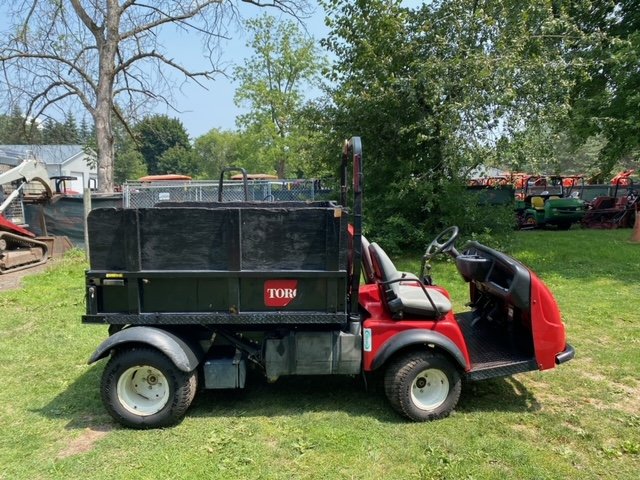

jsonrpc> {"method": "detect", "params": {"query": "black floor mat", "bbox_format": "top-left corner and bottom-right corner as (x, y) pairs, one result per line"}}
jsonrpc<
(456, 311), (534, 370)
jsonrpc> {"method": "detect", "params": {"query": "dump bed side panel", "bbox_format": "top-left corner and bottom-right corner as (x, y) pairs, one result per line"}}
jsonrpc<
(85, 205), (348, 325)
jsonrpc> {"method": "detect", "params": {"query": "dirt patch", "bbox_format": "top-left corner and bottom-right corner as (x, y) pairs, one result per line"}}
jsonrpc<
(0, 262), (52, 292)
(56, 425), (112, 459)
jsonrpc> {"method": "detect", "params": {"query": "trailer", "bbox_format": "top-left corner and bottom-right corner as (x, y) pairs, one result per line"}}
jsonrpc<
(83, 138), (574, 428)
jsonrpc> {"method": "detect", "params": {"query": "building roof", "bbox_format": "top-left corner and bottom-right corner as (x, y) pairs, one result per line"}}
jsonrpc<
(0, 147), (26, 166)
(0, 145), (86, 166)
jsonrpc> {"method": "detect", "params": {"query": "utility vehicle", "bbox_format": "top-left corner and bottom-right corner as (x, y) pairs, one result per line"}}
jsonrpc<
(515, 175), (586, 229)
(83, 138), (574, 429)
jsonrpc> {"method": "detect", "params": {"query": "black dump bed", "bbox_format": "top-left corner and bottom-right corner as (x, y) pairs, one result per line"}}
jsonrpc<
(84, 202), (349, 326)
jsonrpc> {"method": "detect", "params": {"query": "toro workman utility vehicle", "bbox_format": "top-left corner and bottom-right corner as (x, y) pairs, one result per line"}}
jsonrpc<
(83, 138), (574, 429)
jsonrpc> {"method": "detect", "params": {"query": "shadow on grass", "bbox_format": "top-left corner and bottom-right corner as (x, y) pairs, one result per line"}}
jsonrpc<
(39, 365), (541, 429)
(457, 376), (541, 415)
(36, 364), (112, 430)
(190, 373), (540, 422)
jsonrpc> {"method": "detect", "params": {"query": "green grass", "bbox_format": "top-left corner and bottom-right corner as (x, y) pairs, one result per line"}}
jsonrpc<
(1, 230), (639, 479)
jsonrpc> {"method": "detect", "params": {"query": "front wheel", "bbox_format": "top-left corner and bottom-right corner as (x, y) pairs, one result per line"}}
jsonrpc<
(384, 351), (461, 422)
(101, 347), (197, 429)
(522, 213), (538, 229)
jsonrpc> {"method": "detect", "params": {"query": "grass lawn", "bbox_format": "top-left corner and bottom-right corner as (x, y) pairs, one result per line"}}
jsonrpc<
(1, 229), (639, 479)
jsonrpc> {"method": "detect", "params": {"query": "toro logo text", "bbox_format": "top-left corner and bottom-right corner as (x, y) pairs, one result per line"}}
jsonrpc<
(264, 280), (298, 308)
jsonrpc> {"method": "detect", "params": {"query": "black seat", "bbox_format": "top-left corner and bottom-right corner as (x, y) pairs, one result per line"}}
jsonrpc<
(361, 236), (376, 284)
(368, 242), (452, 318)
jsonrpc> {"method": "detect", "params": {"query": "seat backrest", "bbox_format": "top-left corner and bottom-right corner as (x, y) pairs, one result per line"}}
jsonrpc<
(361, 236), (376, 284)
(531, 196), (545, 209)
(368, 242), (401, 299)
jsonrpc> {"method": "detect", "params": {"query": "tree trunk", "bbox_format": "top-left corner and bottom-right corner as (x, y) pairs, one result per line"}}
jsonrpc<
(94, 99), (114, 193)
(94, 0), (119, 193)
(276, 158), (286, 179)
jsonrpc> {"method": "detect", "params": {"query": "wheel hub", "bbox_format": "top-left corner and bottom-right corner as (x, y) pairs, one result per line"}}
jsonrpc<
(410, 368), (449, 411)
(117, 365), (170, 416)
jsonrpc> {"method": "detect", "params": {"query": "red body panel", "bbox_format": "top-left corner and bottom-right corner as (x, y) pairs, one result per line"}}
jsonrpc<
(529, 272), (566, 370)
(0, 215), (35, 238)
(359, 283), (471, 372)
(357, 269), (568, 374)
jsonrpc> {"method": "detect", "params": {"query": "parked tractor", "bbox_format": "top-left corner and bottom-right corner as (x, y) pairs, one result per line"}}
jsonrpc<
(515, 175), (586, 229)
(82, 138), (574, 429)
(582, 177), (638, 229)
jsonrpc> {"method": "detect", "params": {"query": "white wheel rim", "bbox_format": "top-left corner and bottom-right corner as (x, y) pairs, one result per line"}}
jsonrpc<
(410, 368), (449, 411)
(116, 365), (170, 416)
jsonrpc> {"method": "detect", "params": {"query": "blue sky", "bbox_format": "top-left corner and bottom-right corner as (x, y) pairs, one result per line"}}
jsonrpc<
(159, 3), (330, 139)
(159, 0), (424, 140)
(0, 1), (423, 141)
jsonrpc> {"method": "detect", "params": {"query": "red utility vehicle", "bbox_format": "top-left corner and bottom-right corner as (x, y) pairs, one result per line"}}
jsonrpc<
(83, 138), (574, 428)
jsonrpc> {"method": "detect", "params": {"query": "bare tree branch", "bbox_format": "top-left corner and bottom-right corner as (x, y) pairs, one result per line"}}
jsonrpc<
(119, 2), (216, 41)
(0, 0), (311, 191)
(0, 51), (98, 92)
(69, 0), (104, 38)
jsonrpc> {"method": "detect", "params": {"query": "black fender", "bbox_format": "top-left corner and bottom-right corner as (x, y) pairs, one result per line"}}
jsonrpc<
(371, 329), (468, 371)
(88, 326), (204, 372)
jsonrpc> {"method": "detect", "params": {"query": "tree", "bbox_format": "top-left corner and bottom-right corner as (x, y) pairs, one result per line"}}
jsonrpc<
(194, 128), (245, 178)
(133, 115), (190, 175)
(234, 14), (325, 178)
(158, 145), (202, 177)
(0, 0), (310, 192)
(565, 0), (640, 177)
(114, 145), (147, 184)
(0, 105), (41, 144)
(321, 0), (589, 249)
(78, 116), (92, 145)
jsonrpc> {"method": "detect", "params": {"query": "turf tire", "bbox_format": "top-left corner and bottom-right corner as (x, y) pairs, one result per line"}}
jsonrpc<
(384, 350), (461, 422)
(101, 347), (197, 429)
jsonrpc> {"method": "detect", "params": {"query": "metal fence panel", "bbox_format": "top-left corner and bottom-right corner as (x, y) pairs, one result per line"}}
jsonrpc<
(123, 179), (332, 208)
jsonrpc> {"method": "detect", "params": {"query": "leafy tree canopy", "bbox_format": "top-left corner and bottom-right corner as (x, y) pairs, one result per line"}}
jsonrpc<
(321, 0), (598, 249)
(234, 14), (326, 178)
(132, 115), (190, 175)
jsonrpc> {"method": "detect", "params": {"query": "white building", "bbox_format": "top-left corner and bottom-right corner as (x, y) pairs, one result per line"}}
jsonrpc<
(0, 144), (97, 193)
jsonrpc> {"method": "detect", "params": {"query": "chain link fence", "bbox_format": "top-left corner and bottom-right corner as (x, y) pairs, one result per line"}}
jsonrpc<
(122, 179), (335, 208)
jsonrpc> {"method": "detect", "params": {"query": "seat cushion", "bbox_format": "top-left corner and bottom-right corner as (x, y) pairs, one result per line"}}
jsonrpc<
(393, 284), (452, 316)
(368, 241), (451, 317)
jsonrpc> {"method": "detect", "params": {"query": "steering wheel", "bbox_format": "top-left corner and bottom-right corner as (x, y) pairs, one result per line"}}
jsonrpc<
(424, 226), (459, 259)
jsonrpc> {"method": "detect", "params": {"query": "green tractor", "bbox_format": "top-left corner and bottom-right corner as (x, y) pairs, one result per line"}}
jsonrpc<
(515, 176), (586, 230)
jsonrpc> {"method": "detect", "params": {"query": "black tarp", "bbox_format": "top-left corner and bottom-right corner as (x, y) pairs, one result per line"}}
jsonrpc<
(87, 204), (349, 317)
(88, 204), (348, 272)
(24, 194), (122, 246)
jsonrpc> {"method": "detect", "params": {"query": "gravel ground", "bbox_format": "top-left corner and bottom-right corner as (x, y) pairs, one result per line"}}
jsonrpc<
(0, 261), (52, 292)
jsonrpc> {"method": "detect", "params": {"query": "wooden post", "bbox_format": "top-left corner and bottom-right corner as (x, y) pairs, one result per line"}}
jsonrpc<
(83, 188), (92, 258)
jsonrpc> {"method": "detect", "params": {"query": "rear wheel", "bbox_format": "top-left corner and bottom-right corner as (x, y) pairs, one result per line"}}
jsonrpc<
(101, 347), (197, 429)
(384, 350), (461, 421)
